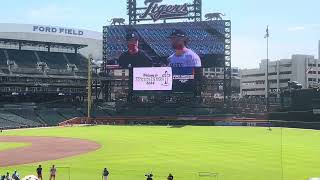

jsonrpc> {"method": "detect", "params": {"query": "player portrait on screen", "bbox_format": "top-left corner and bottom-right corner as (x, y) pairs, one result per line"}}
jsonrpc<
(167, 29), (202, 67)
(118, 31), (152, 68)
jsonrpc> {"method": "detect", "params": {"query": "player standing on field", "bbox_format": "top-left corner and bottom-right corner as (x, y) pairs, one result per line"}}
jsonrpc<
(36, 165), (42, 180)
(49, 165), (56, 180)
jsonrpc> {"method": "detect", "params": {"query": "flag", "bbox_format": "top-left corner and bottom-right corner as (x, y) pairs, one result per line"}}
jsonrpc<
(264, 26), (269, 38)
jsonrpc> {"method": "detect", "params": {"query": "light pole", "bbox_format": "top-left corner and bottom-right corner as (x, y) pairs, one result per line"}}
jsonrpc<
(265, 26), (270, 112)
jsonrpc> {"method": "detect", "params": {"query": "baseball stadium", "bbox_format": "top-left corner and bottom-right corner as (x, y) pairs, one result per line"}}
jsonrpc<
(0, 0), (320, 180)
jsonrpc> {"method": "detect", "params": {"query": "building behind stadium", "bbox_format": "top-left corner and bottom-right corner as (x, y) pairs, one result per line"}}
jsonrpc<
(0, 23), (102, 101)
(240, 53), (320, 97)
(0, 23), (102, 60)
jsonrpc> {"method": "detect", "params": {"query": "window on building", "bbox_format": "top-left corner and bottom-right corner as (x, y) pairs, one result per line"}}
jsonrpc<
(280, 64), (292, 68)
(269, 80), (277, 84)
(268, 72), (277, 75)
(279, 71), (292, 75)
(242, 88), (265, 92)
(242, 73), (265, 78)
(308, 71), (317, 74)
(242, 82), (255, 86)
(279, 79), (290, 83)
(308, 78), (317, 82)
(255, 80), (265, 85)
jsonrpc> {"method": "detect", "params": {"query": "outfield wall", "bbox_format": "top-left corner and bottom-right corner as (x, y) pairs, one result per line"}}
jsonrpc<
(59, 116), (270, 127)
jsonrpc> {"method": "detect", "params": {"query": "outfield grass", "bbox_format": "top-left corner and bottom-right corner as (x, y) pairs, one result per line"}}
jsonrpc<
(0, 126), (319, 180)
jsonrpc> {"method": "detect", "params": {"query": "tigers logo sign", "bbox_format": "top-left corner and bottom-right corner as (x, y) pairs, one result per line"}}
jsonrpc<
(139, 0), (189, 21)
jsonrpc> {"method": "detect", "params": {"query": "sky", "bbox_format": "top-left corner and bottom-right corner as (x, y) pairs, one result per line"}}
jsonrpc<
(0, 0), (319, 68)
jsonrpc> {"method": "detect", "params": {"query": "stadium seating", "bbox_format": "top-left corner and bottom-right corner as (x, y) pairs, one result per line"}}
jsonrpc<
(6, 49), (38, 68)
(0, 48), (87, 74)
(65, 53), (88, 70)
(0, 111), (42, 127)
(8, 109), (46, 125)
(36, 109), (66, 125)
(0, 117), (22, 129)
(0, 49), (7, 67)
(37, 51), (67, 69)
(205, 21), (226, 35)
(57, 108), (84, 119)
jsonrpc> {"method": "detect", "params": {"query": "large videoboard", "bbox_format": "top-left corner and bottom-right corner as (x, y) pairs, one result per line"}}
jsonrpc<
(103, 20), (228, 68)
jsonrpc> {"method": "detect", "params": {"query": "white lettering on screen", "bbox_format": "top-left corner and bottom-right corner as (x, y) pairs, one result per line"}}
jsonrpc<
(133, 67), (173, 91)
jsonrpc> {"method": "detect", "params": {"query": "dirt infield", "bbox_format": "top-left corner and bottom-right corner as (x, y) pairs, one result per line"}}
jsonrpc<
(0, 136), (101, 167)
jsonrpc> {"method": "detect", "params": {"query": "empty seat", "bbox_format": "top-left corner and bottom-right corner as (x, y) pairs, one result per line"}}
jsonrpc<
(6, 49), (38, 68)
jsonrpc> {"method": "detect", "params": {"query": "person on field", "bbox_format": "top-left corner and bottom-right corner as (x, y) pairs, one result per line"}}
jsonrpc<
(5, 172), (10, 180)
(11, 170), (20, 180)
(167, 173), (173, 180)
(36, 165), (42, 180)
(49, 165), (56, 180)
(102, 168), (109, 180)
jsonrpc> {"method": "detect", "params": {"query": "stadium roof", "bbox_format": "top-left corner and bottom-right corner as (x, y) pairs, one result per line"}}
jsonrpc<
(0, 38), (88, 49)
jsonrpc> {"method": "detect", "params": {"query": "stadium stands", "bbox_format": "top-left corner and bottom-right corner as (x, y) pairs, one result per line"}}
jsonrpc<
(8, 109), (46, 125)
(65, 53), (88, 69)
(57, 108), (84, 119)
(36, 109), (65, 126)
(0, 49), (7, 67)
(0, 117), (21, 129)
(6, 49), (38, 68)
(0, 48), (87, 72)
(37, 51), (67, 69)
(0, 110), (42, 127)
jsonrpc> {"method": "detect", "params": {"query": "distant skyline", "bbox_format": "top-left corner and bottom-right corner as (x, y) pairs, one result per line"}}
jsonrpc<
(0, 0), (319, 68)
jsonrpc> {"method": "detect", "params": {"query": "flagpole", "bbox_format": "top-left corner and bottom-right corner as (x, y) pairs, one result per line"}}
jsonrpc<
(266, 26), (270, 112)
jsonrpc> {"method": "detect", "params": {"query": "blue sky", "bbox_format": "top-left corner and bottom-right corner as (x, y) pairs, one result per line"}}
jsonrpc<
(0, 0), (319, 68)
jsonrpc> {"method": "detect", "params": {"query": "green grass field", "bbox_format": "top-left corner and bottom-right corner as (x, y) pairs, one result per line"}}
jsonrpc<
(0, 126), (320, 180)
